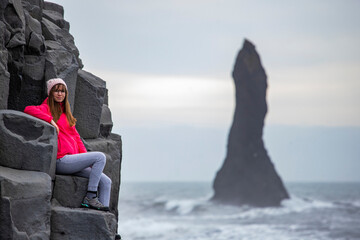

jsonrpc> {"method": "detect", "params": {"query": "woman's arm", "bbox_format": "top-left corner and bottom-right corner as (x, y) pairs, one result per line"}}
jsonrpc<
(24, 103), (53, 123)
(24, 101), (59, 134)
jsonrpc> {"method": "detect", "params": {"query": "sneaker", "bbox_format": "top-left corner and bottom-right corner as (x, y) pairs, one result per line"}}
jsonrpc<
(81, 196), (109, 211)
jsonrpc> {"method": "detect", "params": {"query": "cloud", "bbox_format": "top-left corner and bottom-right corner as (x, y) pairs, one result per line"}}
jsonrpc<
(88, 70), (234, 127)
(88, 61), (360, 129)
(267, 62), (360, 126)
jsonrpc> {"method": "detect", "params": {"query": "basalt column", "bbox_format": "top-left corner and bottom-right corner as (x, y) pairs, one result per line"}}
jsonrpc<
(212, 39), (289, 207)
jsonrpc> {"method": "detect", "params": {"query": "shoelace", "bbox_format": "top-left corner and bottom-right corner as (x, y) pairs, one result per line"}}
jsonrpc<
(89, 197), (105, 208)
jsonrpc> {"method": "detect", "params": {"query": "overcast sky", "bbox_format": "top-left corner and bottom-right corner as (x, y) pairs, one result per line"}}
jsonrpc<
(51, 0), (360, 182)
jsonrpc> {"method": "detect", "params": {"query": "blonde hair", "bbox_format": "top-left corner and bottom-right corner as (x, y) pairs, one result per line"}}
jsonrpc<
(47, 84), (77, 127)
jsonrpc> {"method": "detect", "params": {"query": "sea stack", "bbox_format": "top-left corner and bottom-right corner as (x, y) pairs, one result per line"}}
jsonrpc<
(212, 39), (289, 207)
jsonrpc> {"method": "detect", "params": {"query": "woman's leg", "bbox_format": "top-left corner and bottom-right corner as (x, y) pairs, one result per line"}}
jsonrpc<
(98, 174), (112, 207)
(56, 152), (106, 192)
(75, 167), (112, 207)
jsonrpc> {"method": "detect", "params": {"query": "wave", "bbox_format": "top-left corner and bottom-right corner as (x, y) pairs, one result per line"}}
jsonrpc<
(153, 195), (211, 215)
(352, 200), (360, 208)
(118, 182), (360, 240)
(149, 194), (336, 220)
(281, 195), (334, 212)
(333, 199), (360, 209)
(119, 195), (337, 240)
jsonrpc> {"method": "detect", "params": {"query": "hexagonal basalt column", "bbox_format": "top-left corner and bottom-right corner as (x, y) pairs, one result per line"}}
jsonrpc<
(0, 110), (57, 179)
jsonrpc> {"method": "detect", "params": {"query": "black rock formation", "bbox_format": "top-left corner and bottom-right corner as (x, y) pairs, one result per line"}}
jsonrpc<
(0, 110), (58, 179)
(0, 166), (52, 240)
(212, 39), (289, 207)
(0, 1), (122, 239)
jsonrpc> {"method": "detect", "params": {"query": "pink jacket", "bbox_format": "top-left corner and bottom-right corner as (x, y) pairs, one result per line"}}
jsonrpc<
(24, 98), (87, 159)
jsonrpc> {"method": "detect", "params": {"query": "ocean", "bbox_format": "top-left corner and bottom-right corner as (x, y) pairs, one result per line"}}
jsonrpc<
(117, 182), (360, 240)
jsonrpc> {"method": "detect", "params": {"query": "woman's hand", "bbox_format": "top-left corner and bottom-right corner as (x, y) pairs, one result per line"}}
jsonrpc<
(50, 120), (59, 134)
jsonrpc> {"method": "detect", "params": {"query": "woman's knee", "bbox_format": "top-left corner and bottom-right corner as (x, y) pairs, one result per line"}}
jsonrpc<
(95, 152), (106, 164)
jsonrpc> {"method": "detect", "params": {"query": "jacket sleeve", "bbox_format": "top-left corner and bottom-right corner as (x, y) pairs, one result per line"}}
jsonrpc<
(24, 103), (53, 123)
(74, 127), (87, 153)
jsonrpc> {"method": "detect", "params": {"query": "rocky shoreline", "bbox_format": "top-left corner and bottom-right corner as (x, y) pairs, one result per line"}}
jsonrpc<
(0, 1), (122, 239)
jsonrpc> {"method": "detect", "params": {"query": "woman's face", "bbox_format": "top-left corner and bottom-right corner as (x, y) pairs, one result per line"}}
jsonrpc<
(52, 84), (66, 103)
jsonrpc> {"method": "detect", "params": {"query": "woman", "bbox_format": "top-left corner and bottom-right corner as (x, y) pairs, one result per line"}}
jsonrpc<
(24, 78), (111, 211)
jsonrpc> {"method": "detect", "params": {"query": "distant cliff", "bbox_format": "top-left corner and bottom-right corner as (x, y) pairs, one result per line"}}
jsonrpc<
(0, 1), (121, 239)
(212, 39), (288, 207)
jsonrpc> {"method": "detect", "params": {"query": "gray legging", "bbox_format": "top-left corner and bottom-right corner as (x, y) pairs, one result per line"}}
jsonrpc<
(56, 152), (112, 207)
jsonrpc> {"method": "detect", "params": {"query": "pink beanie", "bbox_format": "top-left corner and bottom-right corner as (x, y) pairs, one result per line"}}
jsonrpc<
(47, 78), (67, 96)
